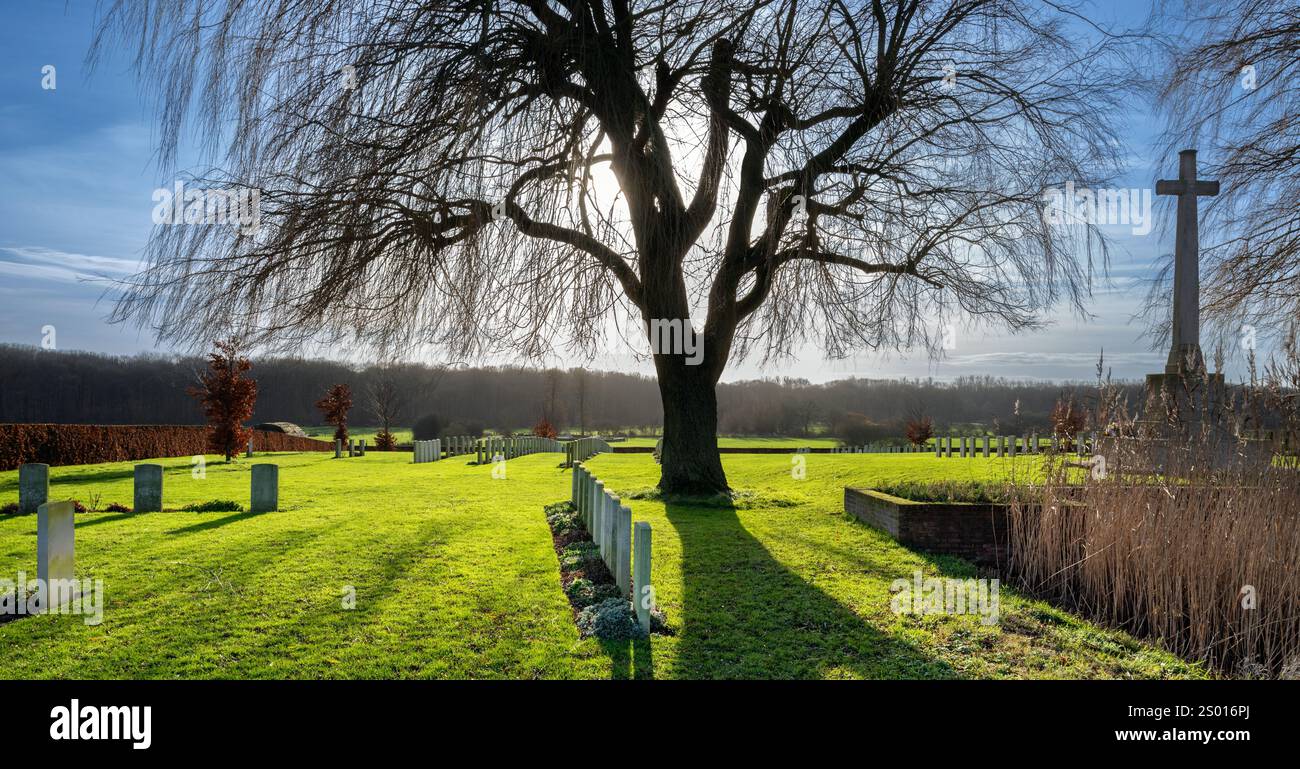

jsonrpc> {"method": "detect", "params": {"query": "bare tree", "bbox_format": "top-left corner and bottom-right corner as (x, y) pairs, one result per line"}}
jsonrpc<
(1154, 0), (1300, 347)
(543, 367), (562, 424)
(574, 367), (589, 436)
(98, 0), (1125, 493)
(368, 365), (409, 448)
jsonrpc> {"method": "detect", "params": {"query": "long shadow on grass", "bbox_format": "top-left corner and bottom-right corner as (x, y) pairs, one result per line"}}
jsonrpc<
(662, 497), (958, 679)
(75, 512), (137, 529)
(0, 466), (140, 493)
(166, 510), (269, 535)
(599, 636), (654, 680)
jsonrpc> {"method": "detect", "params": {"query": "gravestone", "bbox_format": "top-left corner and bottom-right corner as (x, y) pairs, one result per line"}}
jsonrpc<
(37, 500), (76, 611)
(603, 494), (619, 566)
(359, 439), (366, 456)
(18, 463), (50, 514)
(348, 439), (356, 457)
(614, 505), (631, 596)
(633, 522), (653, 632)
(134, 464), (163, 512)
(982, 436), (990, 457)
(592, 481), (605, 549)
(334, 439), (342, 459)
(246, 439), (254, 458)
(577, 466), (589, 525)
(250, 464), (279, 513)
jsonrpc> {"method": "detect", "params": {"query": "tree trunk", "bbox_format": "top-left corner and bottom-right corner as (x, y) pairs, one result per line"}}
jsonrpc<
(656, 357), (729, 495)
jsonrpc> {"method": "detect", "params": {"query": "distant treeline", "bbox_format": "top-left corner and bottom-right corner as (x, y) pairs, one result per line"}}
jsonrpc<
(0, 345), (1141, 437)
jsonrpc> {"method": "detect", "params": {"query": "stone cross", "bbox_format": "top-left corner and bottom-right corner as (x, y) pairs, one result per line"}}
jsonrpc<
(1156, 149), (1219, 376)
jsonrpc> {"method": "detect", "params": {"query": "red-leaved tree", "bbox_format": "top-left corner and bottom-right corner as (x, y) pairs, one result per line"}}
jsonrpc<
(532, 418), (557, 440)
(188, 338), (257, 461)
(316, 384), (353, 442)
(905, 416), (934, 447)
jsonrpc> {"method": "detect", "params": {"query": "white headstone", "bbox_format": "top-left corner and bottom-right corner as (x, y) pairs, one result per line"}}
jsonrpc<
(615, 505), (631, 596)
(134, 464), (163, 512)
(633, 521), (653, 633)
(19, 463), (49, 514)
(37, 500), (76, 610)
(250, 464), (278, 513)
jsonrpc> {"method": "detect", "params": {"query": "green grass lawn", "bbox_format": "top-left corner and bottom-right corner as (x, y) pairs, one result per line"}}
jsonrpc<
(0, 450), (1202, 679)
(619, 436), (843, 448)
(304, 425), (414, 445)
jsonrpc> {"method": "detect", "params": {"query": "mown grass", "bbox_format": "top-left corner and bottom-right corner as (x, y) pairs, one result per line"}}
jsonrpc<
(304, 425), (414, 445)
(619, 436), (843, 448)
(0, 450), (1202, 679)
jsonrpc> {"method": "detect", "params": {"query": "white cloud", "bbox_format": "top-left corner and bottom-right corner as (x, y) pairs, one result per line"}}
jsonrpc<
(0, 246), (140, 283)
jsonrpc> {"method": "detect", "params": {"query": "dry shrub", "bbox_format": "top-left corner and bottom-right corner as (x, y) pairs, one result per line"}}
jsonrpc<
(1006, 349), (1300, 677)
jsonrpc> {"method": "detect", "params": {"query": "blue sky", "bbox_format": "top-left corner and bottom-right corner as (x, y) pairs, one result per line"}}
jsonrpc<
(0, 1), (1257, 383)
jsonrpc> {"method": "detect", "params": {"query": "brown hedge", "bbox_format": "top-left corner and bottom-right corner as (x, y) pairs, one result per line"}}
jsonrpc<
(0, 424), (333, 471)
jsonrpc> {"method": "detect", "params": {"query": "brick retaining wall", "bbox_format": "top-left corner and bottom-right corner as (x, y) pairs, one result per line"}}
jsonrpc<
(844, 487), (1012, 567)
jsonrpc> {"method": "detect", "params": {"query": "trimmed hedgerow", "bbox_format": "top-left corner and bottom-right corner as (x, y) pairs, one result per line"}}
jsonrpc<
(0, 424), (332, 471)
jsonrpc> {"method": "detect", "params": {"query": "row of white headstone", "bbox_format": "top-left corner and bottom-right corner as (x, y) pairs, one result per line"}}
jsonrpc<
(333, 439), (366, 458)
(15, 461), (280, 612)
(17, 462), (279, 516)
(442, 436), (476, 456)
(572, 462), (653, 633)
(474, 436), (564, 464)
(833, 444), (927, 453)
(412, 439), (442, 463)
(564, 437), (613, 467)
(933, 433), (1097, 458)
